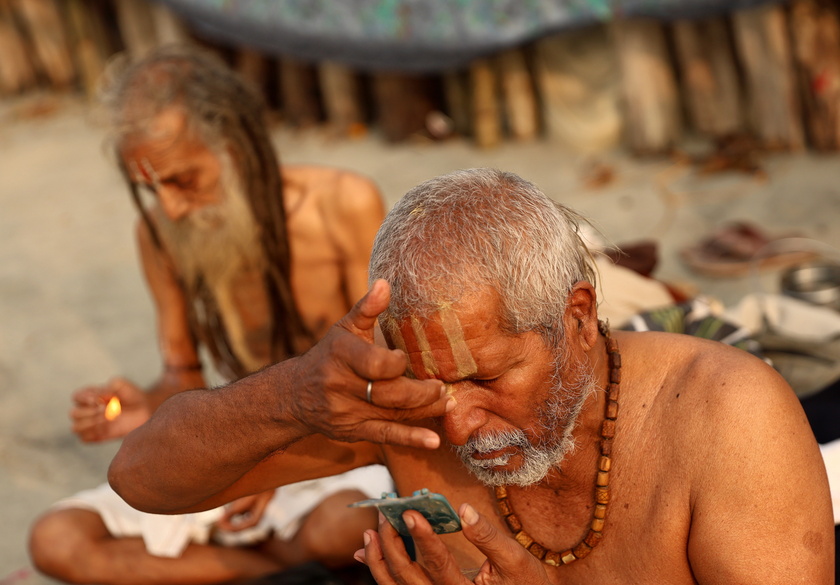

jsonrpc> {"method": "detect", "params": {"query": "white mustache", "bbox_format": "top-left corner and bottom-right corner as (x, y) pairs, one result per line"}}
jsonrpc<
(458, 430), (526, 469)
(471, 454), (514, 468)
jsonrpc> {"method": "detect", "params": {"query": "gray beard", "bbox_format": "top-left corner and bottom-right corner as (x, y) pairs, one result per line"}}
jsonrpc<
(153, 152), (264, 294)
(453, 351), (596, 487)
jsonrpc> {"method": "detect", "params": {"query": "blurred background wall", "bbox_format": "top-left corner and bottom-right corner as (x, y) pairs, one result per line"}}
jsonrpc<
(3, 0), (840, 156)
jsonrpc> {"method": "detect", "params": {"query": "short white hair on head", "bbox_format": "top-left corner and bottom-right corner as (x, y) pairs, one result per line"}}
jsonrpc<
(369, 168), (596, 346)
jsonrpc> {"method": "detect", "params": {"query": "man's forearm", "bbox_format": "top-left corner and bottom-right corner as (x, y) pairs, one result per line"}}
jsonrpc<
(108, 358), (306, 514)
(108, 281), (453, 514)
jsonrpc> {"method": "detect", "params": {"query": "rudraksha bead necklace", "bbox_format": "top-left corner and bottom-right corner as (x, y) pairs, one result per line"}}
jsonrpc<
(493, 320), (620, 566)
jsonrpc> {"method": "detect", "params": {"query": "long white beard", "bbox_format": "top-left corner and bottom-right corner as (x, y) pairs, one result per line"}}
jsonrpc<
(453, 352), (596, 487)
(152, 152), (269, 373)
(154, 152), (264, 294)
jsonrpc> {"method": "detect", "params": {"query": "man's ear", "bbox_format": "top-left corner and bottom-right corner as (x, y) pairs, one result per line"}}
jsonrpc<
(564, 281), (599, 350)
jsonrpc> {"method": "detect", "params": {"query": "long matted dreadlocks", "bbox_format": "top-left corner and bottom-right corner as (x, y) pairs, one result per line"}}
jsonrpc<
(99, 45), (312, 379)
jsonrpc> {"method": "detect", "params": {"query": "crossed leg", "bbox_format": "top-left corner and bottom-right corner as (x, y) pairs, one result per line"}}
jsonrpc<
(28, 507), (280, 585)
(29, 489), (378, 585)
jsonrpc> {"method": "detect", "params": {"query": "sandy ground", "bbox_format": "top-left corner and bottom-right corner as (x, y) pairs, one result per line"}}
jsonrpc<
(2, 93), (840, 580)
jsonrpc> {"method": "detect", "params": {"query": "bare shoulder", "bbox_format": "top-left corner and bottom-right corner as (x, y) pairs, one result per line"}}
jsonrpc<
(626, 330), (796, 415)
(618, 330), (809, 463)
(685, 333), (797, 421)
(282, 164), (384, 216)
(623, 330), (819, 493)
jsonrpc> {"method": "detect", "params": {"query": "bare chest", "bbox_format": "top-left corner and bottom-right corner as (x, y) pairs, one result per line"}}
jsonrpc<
(532, 464), (696, 584)
(382, 407), (696, 583)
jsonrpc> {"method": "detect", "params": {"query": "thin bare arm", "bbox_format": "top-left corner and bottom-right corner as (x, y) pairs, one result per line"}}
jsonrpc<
(135, 218), (207, 407)
(109, 280), (451, 514)
(69, 220), (206, 443)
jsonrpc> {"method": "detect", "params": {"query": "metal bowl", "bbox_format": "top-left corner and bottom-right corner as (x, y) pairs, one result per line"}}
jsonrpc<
(780, 262), (840, 310)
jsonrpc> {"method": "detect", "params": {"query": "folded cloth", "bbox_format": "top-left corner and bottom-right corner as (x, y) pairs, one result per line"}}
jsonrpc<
(216, 465), (394, 543)
(623, 296), (764, 358)
(725, 293), (840, 343)
(51, 483), (222, 557)
(51, 465), (394, 558)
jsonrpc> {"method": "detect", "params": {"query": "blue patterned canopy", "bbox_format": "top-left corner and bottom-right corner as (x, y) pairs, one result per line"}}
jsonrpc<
(159, 0), (778, 72)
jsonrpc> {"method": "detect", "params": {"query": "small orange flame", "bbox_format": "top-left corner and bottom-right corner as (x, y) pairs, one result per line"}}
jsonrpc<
(104, 396), (122, 421)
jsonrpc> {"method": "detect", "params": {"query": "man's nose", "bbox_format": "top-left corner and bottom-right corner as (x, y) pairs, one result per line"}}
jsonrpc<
(157, 187), (190, 221)
(441, 388), (488, 446)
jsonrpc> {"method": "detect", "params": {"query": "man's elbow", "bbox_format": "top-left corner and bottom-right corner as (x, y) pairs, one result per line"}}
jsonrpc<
(107, 455), (167, 514)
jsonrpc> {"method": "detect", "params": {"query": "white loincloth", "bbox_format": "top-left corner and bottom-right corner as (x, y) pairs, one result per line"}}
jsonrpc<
(820, 440), (840, 525)
(51, 465), (393, 558)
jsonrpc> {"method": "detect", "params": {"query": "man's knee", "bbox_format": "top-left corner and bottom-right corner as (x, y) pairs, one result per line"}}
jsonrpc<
(297, 489), (377, 565)
(28, 508), (109, 582)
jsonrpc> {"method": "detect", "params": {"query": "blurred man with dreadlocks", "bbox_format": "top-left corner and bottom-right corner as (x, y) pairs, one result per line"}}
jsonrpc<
(28, 45), (392, 584)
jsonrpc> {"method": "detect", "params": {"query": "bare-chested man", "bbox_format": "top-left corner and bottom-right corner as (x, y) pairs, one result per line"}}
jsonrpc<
(28, 46), (393, 584)
(109, 168), (834, 584)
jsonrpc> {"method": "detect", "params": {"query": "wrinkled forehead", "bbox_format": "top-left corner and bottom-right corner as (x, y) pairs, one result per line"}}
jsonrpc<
(120, 110), (205, 182)
(120, 107), (192, 155)
(383, 307), (479, 380)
